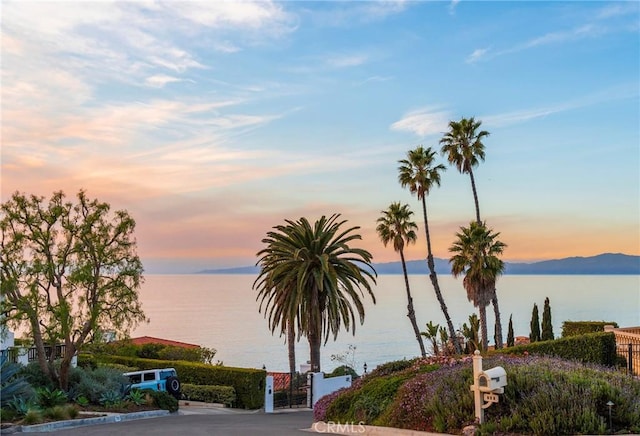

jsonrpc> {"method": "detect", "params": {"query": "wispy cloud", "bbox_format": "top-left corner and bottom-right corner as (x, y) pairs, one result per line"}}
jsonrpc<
(145, 74), (185, 88)
(326, 53), (369, 68)
(356, 76), (394, 86)
(284, 51), (371, 74)
(467, 24), (606, 63)
(482, 82), (639, 127)
(596, 2), (639, 20)
(302, 0), (410, 27)
(390, 107), (451, 137)
(449, 0), (460, 15)
(466, 47), (490, 64)
(464, 1), (639, 66)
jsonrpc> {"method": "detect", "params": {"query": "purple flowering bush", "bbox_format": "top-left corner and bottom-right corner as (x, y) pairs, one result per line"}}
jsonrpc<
(383, 361), (474, 432)
(314, 355), (640, 435)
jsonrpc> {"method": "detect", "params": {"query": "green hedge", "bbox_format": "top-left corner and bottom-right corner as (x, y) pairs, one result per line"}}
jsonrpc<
(561, 321), (618, 337)
(182, 383), (236, 406)
(492, 332), (617, 366)
(81, 354), (265, 409)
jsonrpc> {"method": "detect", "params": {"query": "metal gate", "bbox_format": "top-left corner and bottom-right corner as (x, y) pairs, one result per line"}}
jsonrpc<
(268, 372), (308, 408)
(616, 343), (640, 376)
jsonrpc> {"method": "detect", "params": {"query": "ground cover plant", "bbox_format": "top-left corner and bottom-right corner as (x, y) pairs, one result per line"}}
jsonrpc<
(316, 355), (640, 435)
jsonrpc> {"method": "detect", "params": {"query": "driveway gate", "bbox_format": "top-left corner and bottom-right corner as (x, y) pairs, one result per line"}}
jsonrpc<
(267, 372), (308, 408)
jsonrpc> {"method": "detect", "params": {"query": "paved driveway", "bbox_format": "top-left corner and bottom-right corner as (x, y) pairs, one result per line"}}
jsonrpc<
(45, 410), (314, 435)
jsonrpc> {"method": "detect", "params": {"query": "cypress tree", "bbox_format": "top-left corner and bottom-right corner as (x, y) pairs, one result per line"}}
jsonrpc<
(541, 297), (554, 341)
(507, 314), (515, 347)
(530, 303), (541, 343)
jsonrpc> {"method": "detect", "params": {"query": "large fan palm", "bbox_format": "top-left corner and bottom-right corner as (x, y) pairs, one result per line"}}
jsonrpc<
(254, 214), (377, 372)
(398, 145), (462, 354)
(376, 202), (426, 357)
(449, 221), (506, 351)
(439, 117), (488, 224)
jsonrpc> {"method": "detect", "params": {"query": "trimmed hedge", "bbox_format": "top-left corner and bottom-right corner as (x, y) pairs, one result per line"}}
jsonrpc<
(81, 354), (265, 409)
(182, 383), (236, 406)
(562, 321), (618, 337)
(492, 332), (617, 366)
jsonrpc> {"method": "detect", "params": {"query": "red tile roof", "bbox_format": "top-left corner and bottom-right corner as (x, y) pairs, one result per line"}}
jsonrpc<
(127, 336), (200, 349)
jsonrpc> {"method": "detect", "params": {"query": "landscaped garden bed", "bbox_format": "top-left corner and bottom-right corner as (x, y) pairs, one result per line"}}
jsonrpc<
(315, 355), (640, 435)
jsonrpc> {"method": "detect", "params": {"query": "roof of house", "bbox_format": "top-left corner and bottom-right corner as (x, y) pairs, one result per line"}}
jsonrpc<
(127, 336), (200, 349)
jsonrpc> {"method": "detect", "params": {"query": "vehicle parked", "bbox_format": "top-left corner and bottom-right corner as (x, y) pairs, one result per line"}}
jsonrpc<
(123, 367), (181, 399)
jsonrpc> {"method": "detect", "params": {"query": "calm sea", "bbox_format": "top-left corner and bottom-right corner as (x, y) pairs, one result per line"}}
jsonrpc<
(132, 274), (640, 373)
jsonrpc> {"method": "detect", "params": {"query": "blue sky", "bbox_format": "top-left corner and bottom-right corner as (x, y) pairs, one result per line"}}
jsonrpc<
(2, 1), (639, 273)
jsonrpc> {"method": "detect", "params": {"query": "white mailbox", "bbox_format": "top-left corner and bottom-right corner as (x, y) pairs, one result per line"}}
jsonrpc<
(477, 366), (507, 393)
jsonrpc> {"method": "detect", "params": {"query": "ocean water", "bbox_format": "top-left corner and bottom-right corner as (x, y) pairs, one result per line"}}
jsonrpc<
(131, 274), (640, 373)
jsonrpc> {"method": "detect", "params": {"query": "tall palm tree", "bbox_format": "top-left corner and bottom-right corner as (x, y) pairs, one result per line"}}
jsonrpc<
(439, 117), (489, 224)
(254, 214), (377, 373)
(376, 202), (426, 357)
(440, 117), (504, 349)
(398, 145), (462, 354)
(449, 221), (506, 351)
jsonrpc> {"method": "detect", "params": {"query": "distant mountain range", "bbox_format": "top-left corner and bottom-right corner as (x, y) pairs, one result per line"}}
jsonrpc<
(197, 253), (639, 275)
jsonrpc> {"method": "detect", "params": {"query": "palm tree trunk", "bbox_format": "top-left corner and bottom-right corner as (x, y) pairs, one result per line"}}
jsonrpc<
(468, 169), (481, 224)
(479, 304), (488, 352)
(309, 285), (322, 372)
(287, 321), (296, 374)
(308, 336), (321, 373)
(421, 198), (462, 355)
(468, 172), (504, 350)
(400, 249), (426, 358)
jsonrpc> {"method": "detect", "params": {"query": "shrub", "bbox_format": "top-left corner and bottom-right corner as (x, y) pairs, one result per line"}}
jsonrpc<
(147, 389), (179, 412)
(481, 356), (640, 434)
(327, 365), (359, 379)
(44, 405), (70, 421)
(492, 332), (617, 366)
(0, 407), (18, 422)
(181, 384), (236, 406)
(69, 366), (128, 404)
(326, 375), (407, 425)
(562, 321), (618, 337)
(384, 363), (474, 433)
(66, 403), (80, 419)
(19, 362), (55, 391)
(84, 341), (218, 364)
(318, 357), (448, 426)
(21, 409), (44, 425)
(383, 356), (639, 434)
(368, 359), (415, 377)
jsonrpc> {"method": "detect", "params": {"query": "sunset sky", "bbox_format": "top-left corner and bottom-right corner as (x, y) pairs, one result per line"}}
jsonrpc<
(2, 1), (639, 273)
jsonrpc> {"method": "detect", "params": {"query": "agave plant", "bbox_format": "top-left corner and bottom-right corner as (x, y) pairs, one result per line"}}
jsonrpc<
(35, 387), (68, 408)
(7, 396), (39, 417)
(125, 389), (147, 406)
(99, 390), (123, 407)
(1, 354), (33, 407)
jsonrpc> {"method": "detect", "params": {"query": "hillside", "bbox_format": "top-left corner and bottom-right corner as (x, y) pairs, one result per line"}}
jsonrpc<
(197, 253), (639, 275)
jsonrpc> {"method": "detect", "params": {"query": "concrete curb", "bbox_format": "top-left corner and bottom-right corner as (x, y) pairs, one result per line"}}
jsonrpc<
(2, 410), (170, 433)
(309, 422), (455, 436)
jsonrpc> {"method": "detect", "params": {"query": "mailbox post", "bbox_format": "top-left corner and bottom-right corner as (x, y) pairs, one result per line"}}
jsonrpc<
(470, 350), (507, 424)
